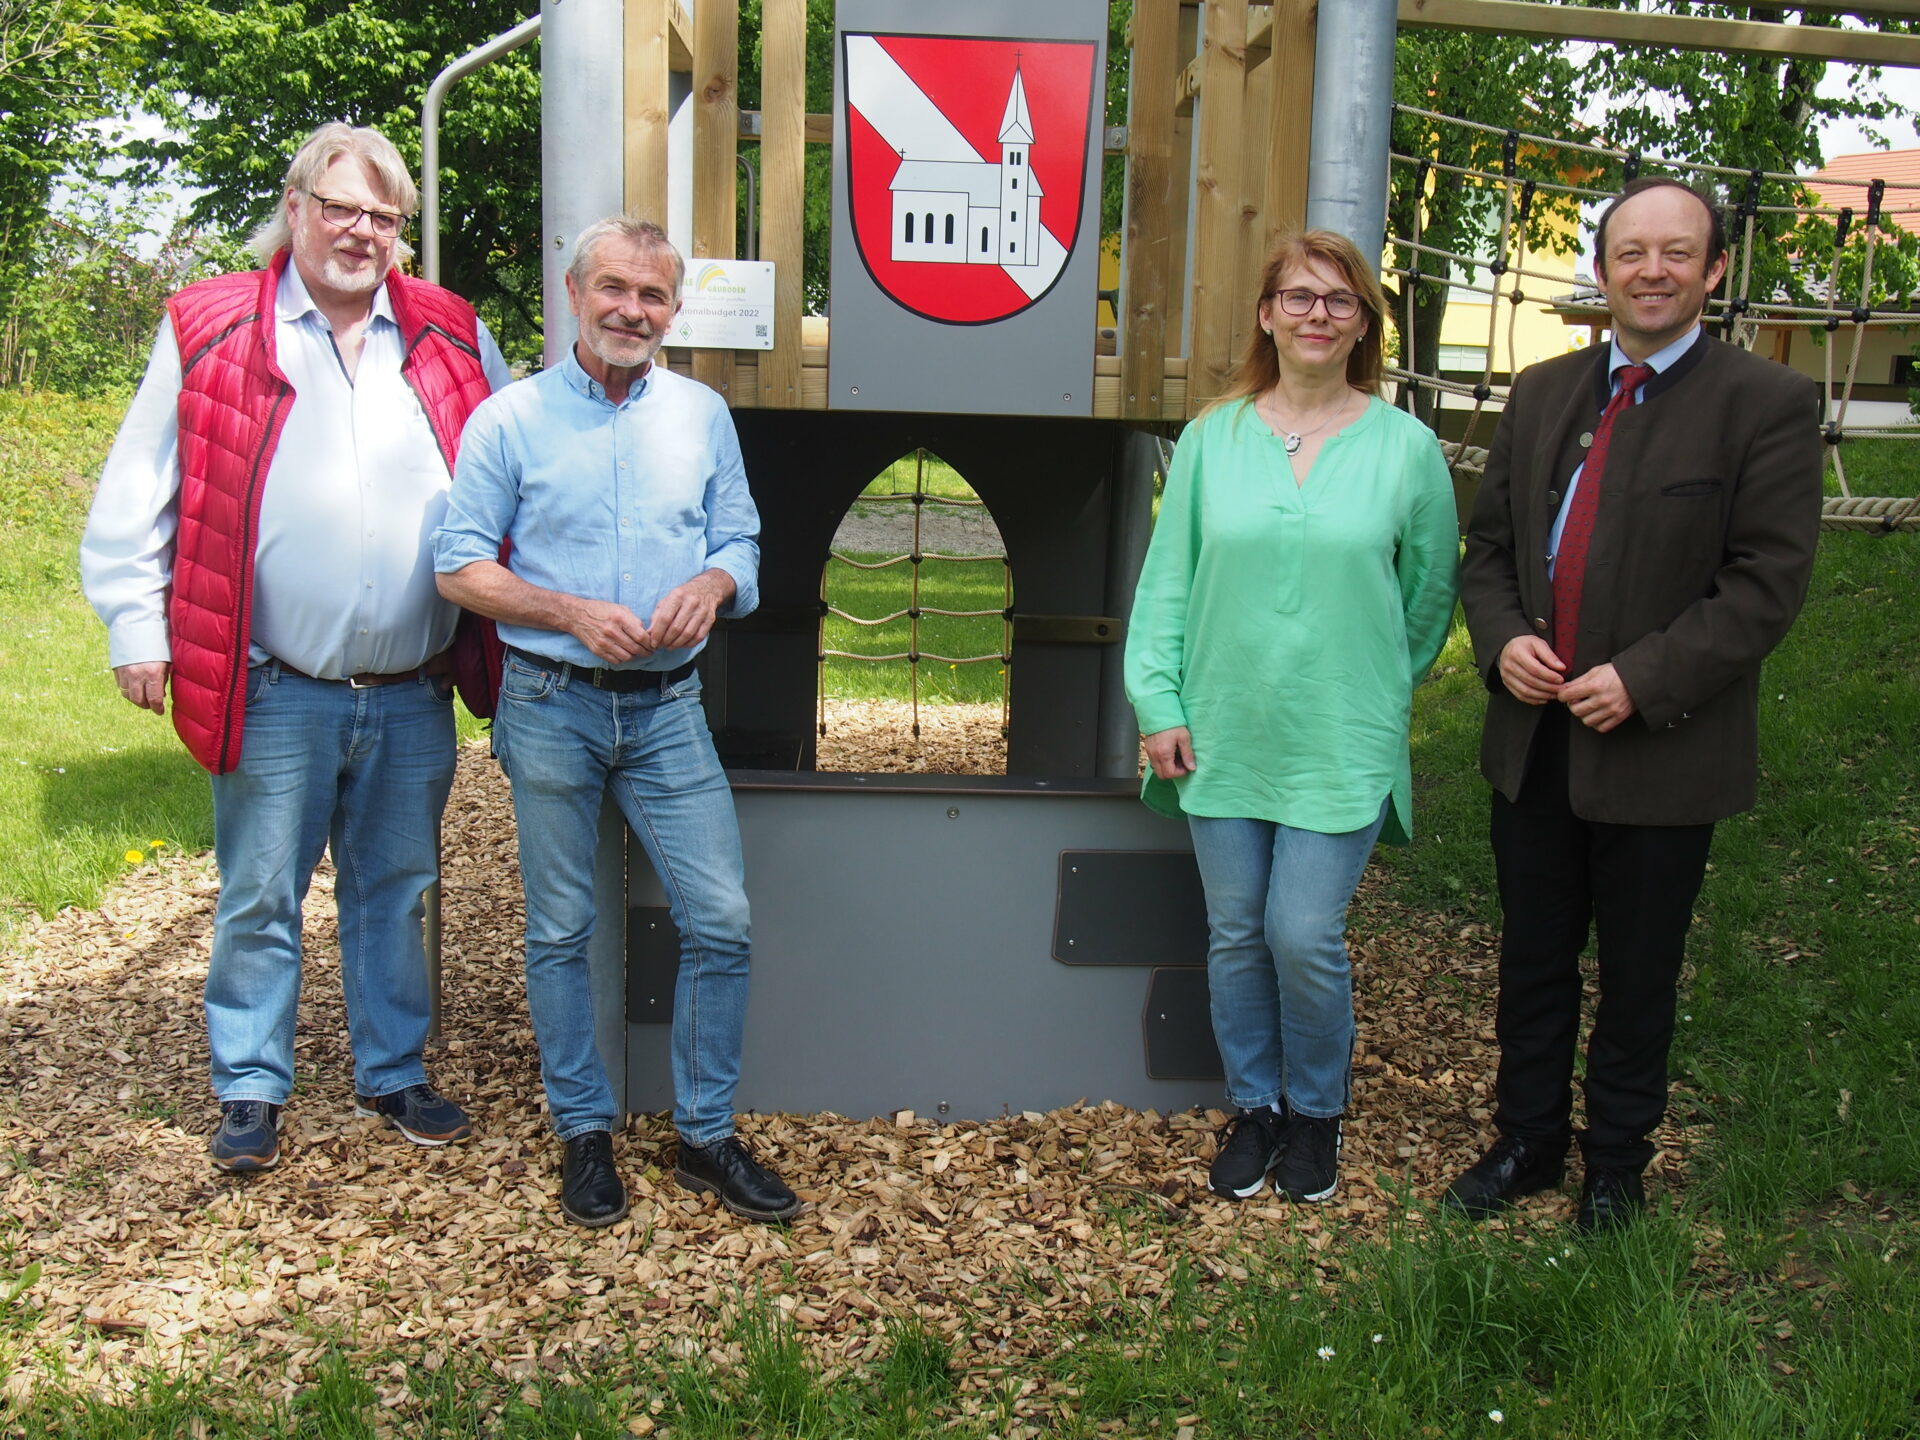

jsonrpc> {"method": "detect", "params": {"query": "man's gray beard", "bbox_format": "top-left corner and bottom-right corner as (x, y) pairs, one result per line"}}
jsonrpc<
(581, 324), (660, 371)
(317, 255), (386, 295)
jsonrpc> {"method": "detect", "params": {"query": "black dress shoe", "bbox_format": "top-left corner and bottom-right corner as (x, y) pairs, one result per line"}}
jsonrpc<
(676, 1136), (802, 1223)
(1442, 1134), (1567, 1219)
(560, 1131), (629, 1227)
(1575, 1167), (1645, 1234)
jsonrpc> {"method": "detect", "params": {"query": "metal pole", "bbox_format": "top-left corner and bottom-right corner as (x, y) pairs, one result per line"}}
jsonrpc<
(542, 0), (628, 366)
(422, 14), (542, 285)
(1305, 0), (1397, 252)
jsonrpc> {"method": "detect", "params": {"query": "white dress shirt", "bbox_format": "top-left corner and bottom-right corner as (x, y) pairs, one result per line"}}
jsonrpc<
(80, 262), (511, 677)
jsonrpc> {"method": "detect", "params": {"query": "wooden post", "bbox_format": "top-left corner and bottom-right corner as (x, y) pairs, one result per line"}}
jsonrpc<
(1121, 0), (1180, 422)
(625, 0), (673, 224)
(1233, 45), (1274, 365)
(757, 0), (806, 409)
(692, 0), (740, 398)
(1187, 0), (1248, 413)
(1162, 3), (1200, 411)
(1265, 0), (1316, 248)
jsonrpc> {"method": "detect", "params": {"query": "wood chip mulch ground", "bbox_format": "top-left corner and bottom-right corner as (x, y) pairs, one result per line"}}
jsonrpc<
(0, 706), (1702, 1413)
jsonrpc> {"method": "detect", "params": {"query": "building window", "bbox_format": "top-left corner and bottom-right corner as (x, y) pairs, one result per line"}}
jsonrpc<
(945, 214), (955, 245)
(1008, 210), (1016, 223)
(1011, 177), (1019, 190)
(1437, 343), (1489, 373)
(980, 227), (989, 253)
(924, 212), (934, 241)
(904, 212), (914, 243)
(1009, 242), (1016, 254)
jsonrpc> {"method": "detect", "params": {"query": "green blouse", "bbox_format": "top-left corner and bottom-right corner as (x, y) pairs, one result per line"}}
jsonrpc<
(1123, 396), (1460, 844)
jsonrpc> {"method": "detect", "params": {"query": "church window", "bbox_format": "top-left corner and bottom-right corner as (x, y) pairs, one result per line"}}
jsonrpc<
(980, 227), (989, 253)
(1008, 210), (1016, 223)
(1011, 177), (1019, 191)
(1008, 242), (1016, 254)
(924, 212), (934, 241)
(904, 212), (914, 243)
(944, 214), (955, 244)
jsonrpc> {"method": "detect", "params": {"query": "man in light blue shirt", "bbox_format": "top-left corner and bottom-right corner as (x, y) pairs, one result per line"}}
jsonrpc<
(435, 217), (798, 1228)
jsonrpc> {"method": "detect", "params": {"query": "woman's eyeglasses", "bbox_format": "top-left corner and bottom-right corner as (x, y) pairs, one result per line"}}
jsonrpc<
(1272, 288), (1361, 320)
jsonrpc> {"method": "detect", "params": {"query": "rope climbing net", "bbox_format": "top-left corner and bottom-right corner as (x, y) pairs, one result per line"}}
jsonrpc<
(818, 449), (1013, 740)
(1388, 103), (1920, 534)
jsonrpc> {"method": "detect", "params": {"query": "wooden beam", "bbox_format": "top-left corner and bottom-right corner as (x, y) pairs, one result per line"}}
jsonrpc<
(691, 0), (739, 399)
(625, 0), (672, 223)
(1399, 0), (1920, 68)
(1122, 0), (1181, 421)
(1234, 41), (1274, 366)
(1164, 2), (1199, 363)
(668, 0), (693, 70)
(1264, 0), (1314, 248)
(758, 0), (805, 409)
(1188, 0), (1249, 413)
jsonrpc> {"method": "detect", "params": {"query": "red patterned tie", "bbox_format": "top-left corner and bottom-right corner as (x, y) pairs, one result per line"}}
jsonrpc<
(1551, 362), (1653, 666)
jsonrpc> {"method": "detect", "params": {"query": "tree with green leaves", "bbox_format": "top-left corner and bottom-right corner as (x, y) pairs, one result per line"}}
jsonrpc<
(126, 0), (543, 361)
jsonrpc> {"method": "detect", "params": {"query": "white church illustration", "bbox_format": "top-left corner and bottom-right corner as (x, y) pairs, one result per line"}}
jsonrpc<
(888, 66), (1045, 267)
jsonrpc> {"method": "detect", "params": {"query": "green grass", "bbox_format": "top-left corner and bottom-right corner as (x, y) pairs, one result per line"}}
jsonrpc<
(822, 554), (1010, 705)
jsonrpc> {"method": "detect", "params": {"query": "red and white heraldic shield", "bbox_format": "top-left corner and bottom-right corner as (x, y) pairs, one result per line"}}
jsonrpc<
(843, 33), (1098, 325)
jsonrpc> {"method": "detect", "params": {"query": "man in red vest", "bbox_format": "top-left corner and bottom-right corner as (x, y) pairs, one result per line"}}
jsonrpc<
(81, 123), (511, 1172)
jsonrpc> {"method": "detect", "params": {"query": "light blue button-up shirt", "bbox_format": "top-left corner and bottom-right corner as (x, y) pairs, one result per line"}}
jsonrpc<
(1546, 325), (1701, 577)
(434, 347), (760, 670)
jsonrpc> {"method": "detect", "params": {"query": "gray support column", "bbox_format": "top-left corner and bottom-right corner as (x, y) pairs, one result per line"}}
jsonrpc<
(1304, 0), (1396, 253)
(542, 0), (627, 366)
(1096, 429), (1166, 778)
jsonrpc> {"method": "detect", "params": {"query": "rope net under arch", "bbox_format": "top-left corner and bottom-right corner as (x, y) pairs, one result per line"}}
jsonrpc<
(1388, 102), (1920, 535)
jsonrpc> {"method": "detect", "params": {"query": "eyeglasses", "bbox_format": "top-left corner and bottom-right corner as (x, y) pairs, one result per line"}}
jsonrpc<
(307, 192), (407, 238)
(1273, 288), (1362, 320)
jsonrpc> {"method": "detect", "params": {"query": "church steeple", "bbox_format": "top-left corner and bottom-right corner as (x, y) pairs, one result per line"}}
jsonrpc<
(999, 64), (1037, 266)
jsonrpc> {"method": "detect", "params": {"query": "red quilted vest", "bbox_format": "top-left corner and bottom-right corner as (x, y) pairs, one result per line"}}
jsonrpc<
(164, 249), (495, 773)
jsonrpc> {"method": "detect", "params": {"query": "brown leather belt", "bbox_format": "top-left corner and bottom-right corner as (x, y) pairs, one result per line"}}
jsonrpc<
(273, 651), (454, 688)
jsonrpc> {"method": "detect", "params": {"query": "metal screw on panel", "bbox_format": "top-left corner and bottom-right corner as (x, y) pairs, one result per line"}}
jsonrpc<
(1062, 393), (1072, 401)
(1070, 866), (1079, 874)
(849, 386), (860, 395)
(553, 234), (565, 249)
(937, 1101), (950, 1116)
(1067, 938), (1075, 946)
(946, 807), (959, 819)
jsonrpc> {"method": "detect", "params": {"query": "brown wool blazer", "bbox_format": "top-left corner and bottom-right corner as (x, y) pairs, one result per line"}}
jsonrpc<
(1460, 334), (1824, 826)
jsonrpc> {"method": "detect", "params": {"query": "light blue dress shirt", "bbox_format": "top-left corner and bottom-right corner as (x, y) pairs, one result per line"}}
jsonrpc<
(434, 347), (761, 670)
(1546, 326), (1702, 577)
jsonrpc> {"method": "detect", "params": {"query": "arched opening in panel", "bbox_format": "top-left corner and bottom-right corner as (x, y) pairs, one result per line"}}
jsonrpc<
(816, 449), (1010, 775)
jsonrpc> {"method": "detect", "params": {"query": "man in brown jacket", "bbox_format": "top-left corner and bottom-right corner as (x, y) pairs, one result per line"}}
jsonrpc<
(1446, 178), (1823, 1231)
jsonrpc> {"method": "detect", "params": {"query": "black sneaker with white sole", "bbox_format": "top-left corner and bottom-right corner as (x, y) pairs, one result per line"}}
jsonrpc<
(354, 1084), (472, 1145)
(1209, 1107), (1289, 1199)
(210, 1100), (282, 1172)
(1272, 1113), (1341, 1202)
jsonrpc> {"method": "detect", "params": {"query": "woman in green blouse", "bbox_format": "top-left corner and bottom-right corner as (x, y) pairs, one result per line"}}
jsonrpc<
(1124, 229), (1460, 1205)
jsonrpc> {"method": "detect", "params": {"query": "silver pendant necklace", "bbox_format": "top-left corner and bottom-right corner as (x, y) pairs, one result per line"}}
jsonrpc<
(1265, 389), (1351, 457)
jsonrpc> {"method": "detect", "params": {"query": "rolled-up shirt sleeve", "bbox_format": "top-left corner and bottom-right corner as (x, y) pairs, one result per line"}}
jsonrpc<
(79, 318), (184, 668)
(701, 403), (760, 619)
(434, 394), (519, 574)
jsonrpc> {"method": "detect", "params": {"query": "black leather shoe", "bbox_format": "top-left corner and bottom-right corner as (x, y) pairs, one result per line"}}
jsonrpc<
(1442, 1134), (1567, 1219)
(560, 1131), (629, 1227)
(1575, 1167), (1645, 1234)
(676, 1136), (802, 1223)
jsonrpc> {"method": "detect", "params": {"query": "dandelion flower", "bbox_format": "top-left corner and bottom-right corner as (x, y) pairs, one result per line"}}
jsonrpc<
(1316, 1346), (1335, 1360)
(149, 840), (166, 849)
(1490, 1411), (1504, 1424)
(124, 850), (144, 864)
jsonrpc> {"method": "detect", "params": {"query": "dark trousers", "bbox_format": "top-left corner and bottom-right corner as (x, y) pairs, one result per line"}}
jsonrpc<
(1489, 706), (1714, 1173)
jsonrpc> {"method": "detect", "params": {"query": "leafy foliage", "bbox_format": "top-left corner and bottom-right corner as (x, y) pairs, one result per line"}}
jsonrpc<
(125, 0), (544, 363)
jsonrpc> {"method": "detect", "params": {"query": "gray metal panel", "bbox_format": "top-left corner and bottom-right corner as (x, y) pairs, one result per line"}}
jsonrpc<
(625, 905), (677, 1024)
(828, 0), (1106, 417)
(618, 784), (1221, 1120)
(1143, 968), (1224, 1082)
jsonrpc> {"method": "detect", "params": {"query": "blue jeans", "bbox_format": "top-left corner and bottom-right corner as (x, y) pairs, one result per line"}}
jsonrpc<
(492, 656), (750, 1145)
(206, 664), (456, 1105)
(1187, 800), (1390, 1118)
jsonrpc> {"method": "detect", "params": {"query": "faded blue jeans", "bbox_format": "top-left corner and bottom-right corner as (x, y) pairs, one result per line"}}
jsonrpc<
(1187, 799), (1390, 1119)
(492, 655), (750, 1145)
(207, 663), (456, 1105)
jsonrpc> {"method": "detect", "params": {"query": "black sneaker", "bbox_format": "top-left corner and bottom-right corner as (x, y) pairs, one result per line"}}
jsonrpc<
(560, 1131), (629, 1228)
(210, 1100), (282, 1172)
(1209, 1107), (1288, 1199)
(1273, 1114), (1342, 1202)
(354, 1084), (472, 1145)
(675, 1136), (802, 1223)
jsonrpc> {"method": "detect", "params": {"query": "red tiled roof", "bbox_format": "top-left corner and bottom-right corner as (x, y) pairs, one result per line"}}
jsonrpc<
(1810, 149), (1920, 239)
